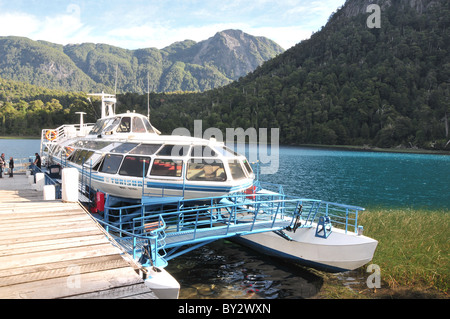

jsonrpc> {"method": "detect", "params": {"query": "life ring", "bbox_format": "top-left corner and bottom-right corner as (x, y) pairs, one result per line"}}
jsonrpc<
(45, 130), (57, 141)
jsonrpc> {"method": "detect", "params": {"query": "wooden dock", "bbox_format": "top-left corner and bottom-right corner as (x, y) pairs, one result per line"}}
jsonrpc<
(0, 174), (158, 299)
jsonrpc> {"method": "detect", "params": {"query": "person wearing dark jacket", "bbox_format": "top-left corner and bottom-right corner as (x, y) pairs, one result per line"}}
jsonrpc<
(9, 157), (14, 177)
(34, 153), (41, 169)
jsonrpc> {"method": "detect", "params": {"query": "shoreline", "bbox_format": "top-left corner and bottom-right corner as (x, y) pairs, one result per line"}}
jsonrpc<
(2, 136), (449, 155)
(4, 136), (450, 155)
(292, 143), (450, 155)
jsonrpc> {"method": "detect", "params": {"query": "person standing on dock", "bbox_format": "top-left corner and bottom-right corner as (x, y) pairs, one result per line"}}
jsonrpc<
(9, 157), (14, 178)
(34, 153), (41, 170)
(0, 155), (3, 178)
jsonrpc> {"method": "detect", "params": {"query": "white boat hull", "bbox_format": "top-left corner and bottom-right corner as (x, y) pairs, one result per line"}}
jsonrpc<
(233, 225), (378, 272)
(144, 267), (180, 299)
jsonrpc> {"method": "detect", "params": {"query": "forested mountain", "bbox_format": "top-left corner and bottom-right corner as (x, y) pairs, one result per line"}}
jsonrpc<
(126, 0), (448, 150)
(0, 30), (284, 93)
(1, 0), (449, 151)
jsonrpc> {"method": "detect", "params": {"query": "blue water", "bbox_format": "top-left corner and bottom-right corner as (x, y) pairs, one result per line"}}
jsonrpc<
(2, 139), (448, 209)
(257, 146), (450, 210)
(0, 139), (41, 160)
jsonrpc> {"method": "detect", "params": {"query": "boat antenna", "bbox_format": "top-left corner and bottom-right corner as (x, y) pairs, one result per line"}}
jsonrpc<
(114, 65), (118, 95)
(87, 97), (99, 119)
(147, 71), (150, 120)
(114, 64), (118, 114)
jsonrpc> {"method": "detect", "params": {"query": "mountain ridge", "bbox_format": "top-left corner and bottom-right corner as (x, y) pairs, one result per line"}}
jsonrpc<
(0, 29), (284, 93)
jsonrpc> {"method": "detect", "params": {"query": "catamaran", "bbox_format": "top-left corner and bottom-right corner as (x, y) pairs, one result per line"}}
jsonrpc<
(39, 92), (377, 298)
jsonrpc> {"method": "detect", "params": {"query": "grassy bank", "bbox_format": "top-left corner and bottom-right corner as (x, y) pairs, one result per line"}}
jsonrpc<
(315, 207), (448, 299)
(359, 208), (449, 294)
(342, 209), (450, 297)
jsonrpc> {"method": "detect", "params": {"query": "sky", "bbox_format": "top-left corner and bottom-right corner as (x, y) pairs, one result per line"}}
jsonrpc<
(0, 0), (347, 50)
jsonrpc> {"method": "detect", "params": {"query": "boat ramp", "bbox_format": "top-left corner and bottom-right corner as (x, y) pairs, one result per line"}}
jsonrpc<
(0, 174), (158, 299)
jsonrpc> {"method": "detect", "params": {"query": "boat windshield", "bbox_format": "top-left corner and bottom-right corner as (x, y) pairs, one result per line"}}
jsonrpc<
(187, 159), (226, 182)
(143, 117), (156, 134)
(119, 156), (151, 177)
(228, 160), (247, 180)
(89, 118), (111, 135)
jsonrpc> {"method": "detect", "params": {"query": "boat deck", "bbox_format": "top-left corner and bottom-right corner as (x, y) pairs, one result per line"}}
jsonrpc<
(164, 219), (292, 248)
(0, 174), (157, 299)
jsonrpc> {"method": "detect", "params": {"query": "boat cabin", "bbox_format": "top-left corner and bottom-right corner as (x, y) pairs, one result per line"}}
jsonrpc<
(52, 139), (254, 185)
(89, 113), (159, 137)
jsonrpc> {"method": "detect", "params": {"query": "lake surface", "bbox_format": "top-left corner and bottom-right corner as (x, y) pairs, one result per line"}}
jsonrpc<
(0, 139), (41, 160)
(3, 139), (447, 209)
(2, 139), (448, 298)
(258, 146), (450, 210)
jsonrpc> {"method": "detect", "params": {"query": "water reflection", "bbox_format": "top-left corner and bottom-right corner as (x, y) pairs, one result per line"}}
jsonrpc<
(166, 239), (323, 299)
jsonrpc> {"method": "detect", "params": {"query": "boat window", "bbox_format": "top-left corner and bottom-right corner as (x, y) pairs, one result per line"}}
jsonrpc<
(130, 144), (162, 155)
(243, 159), (254, 175)
(84, 153), (103, 168)
(92, 155), (103, 171)
(89, 119), (105, 135)
(89, 118), (115, 135)
(99, 154), (123, 174)
(74, 150), (94, 165)
(228, 160), (247, 180)
(190, 146), (217, 158)
(157, 145), (190, 157)
(132, 117), (147, 133)
(216, 146), (239, 157)
(71, 150), (84, 164)
(71, 140), (111, 150)
(53, 146), (61, 158)
(150, 159), (183, 177)
(110, 143), (139, 154)
(143, 118), (155, 134)
(187, 160), (227, 182)
(64, 146), (74, 157)
(116, 117), (131, 133)
(67, 149), (79, 162)
(119, 156), (151, 177)
(103, 117), (121, 133)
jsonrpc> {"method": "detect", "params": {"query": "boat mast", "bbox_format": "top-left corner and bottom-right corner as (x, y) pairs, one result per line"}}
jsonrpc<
(147, 72), (150, 120)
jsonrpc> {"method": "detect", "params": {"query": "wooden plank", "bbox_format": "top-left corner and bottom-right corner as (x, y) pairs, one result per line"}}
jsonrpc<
(0, 267), (145, 299)
(0, 234), (110, 257)
(0, 215), (95, 233)
(0, 255), (130, 287)
(0, 243), (122, 271)
(0, 219), (97, 235)
(0, 224), (101, 243)
(0, 255), (125, 279)
(0, 176), (158, 299)
(0, 229), (103, 246)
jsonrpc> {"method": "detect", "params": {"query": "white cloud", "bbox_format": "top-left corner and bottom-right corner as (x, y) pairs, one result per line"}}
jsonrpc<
(0, 0), (346, 50)
(0, 5), (94, 45)
(0, 12), (41, 37)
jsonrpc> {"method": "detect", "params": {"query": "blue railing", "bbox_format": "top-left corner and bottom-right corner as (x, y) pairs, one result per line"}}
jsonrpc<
(95, 216), (168, 268)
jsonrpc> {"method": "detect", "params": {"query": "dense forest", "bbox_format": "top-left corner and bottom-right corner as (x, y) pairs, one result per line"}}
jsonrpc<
(120, 0), (450, 150)
(1, 0), (449, 151)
